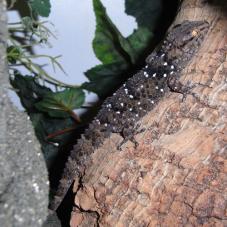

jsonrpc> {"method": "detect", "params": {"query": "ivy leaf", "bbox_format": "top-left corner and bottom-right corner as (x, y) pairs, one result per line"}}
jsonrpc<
(125, 0), (162, 30)
(85, 0), (161, 98)
(35, 88), (85, 118)
(127, 27), (153, 59)
(82, 62), (128, 99)
(28, 0), (51, 17)
(93, 0), (136, 65)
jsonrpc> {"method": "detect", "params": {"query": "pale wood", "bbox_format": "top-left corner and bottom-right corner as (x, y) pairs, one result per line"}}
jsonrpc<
(70, 0), (227, 226)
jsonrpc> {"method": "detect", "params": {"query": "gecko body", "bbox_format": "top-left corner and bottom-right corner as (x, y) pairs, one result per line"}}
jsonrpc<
(50, 20), (209, 211)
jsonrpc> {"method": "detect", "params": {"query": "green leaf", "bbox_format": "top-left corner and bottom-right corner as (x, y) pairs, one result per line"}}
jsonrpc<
(28, 0), (51, 17)
(127, 27), (153, 58)
(35, 88), (85, 118)
(125, 0), (162, 30)
(85, 0), (162, 99)
(10, 73), (51, 110)
(7, 46), (22, 64)
(93, 0), (136, 65)
(82, 62), (127, 98)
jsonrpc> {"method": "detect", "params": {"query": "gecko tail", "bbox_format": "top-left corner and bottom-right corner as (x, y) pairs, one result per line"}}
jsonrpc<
(49, 182), (73, 211)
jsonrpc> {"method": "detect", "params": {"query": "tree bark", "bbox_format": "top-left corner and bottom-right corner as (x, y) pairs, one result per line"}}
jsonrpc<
(70, 0), (227, 226)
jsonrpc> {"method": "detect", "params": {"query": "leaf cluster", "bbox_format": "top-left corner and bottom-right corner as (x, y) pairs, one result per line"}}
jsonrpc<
(8, 0), (163, 170)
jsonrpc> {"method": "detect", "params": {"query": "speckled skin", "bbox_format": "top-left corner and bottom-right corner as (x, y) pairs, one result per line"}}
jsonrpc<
(50, 20), (209, 211)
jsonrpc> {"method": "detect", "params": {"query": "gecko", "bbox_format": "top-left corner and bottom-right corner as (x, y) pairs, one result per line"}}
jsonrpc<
(49, 20), (209, 211)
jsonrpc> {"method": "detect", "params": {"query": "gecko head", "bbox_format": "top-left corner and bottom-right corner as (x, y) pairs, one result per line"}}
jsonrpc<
(164, 20), (209, 65)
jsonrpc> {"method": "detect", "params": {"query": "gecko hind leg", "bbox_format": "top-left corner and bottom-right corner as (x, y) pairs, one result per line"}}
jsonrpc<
(117, 124), (146, 150)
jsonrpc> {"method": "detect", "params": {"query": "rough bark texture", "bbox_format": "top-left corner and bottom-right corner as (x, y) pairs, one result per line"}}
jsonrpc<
(70, 0), (227, 226)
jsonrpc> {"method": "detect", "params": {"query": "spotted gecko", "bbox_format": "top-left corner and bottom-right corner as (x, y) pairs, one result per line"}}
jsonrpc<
(49, 20), (209, 211)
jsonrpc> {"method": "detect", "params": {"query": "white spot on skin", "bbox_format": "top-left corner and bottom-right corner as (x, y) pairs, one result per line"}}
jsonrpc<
(120, 103), (124, 107)
(139, 107), (142, 110)
(114, 118), (116, 121)
(124, 89), (128, 94)
(164, 62), (168, 66)
(144, 71), (149, 78)
(116, 111), (121, 114)
(152, 73), (156, 77)
(140, 85), (144, 89)
(104, 123), (108, 127)
(171, 65), (175, 69)
(160, 88), (164, 92)
(113, 93), (116, 96)
(170, 71), (174, 75)
(96, 119), (100, 124)
(155, 86), (159, 89)
(145, 65), (148, 68)
(123, 83), (126, 87)
(129, 95), (134, 99)
(137, 102), (141, 105)
(161, 53), (165, 57)
(135, 114), (139, 117)
(163, 74), (167, 77)
(129, 108), (133, 111)
(151, 100), (154, 104)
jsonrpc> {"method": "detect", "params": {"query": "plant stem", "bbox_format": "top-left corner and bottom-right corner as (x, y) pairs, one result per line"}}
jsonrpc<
(46, 125), (77, 139)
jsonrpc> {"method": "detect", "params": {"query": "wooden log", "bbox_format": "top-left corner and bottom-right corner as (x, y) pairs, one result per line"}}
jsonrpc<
(70, 0), (227, 226)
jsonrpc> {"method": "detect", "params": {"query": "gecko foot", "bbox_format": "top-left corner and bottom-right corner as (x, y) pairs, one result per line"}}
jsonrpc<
(167, 77), (196, 101)
(117, 127), (146, 150)
(117, 136), (138, 150)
